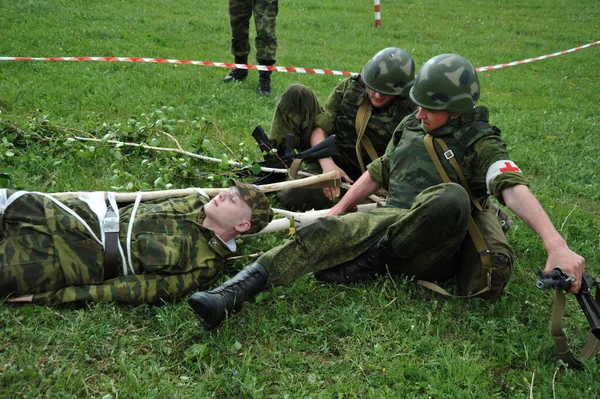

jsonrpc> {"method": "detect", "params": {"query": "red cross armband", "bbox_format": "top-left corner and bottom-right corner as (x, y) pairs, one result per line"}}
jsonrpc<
(485, 160), (522, 194)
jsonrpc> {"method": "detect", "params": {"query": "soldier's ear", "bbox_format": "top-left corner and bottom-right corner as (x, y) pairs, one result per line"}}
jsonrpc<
(235, 220), (251, 234)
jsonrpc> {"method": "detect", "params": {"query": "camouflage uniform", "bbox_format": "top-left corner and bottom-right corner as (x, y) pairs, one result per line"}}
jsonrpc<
(0, 192), (231, 305)
(270, 78), (416, 210)
(258, 106), (529, 286)
(228, 0), (278, 64)
(271, 78), (416, 179)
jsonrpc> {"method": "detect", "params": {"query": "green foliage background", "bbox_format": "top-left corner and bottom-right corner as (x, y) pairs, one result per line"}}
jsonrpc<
(1, 0), (599, 397)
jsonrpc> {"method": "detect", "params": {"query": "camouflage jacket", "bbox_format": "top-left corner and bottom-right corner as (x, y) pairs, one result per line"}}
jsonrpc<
(367, 106), (529, 208)
(0, 191), (232, 305)
(315, 75), (416, 180)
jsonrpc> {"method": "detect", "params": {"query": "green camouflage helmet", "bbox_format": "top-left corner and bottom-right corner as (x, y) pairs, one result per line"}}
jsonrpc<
(409, 54), (480, 113)
(361, 47), (415, 96)
(231, 180), (274, 234)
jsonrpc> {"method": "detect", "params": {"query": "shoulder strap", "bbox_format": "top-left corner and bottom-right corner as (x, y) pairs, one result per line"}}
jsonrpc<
(418, 134), (492, 297)
(425, 135), (483, 212)
(551, 289), (600, 368)
(355, 100), (378, 173)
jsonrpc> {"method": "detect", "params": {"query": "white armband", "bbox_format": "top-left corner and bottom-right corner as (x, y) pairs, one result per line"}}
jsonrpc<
(486, 160), (522, 194)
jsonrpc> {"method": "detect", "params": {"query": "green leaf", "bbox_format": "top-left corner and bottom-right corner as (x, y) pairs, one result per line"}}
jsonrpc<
(231, 341), (243, 352)
(184, 343), (208, 360)
(251, 163), (263, 175)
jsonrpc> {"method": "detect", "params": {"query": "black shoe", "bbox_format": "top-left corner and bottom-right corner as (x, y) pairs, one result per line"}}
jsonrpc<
(257, 71), (272, 96)
(314, 236), (393, 283)
(188, 263), (268, 330)
(223, 68), (248, 83)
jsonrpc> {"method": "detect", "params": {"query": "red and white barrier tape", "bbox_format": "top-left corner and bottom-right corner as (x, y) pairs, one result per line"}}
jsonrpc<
(475, 40), (599, 72)
(0, 56), (354, 76)
(0, 40), (597, 76)
(374, 0), (381, 28)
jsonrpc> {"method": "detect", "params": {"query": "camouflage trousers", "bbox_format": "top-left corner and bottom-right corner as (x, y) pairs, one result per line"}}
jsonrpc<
(229, 0), (278, 63)
(269, 84), (332, 210)
(0, 192), (104, 297)
(259, 183), (471, 286)
(269, 83), (322, 152)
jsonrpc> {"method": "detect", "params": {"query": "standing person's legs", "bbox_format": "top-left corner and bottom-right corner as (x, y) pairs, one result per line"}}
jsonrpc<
(253, 0), (278, 95)
(224, 0), (253, 82)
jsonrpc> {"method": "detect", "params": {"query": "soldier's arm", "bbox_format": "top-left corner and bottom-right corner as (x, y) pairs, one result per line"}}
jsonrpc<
(327, 171), (381, 216)
(502, 185), (585, 294)
(472, 135), (586, 294)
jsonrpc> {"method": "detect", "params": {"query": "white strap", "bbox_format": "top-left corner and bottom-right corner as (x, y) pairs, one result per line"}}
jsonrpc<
(77, 192), (108, 246)
(0, 189), (7, 211)
(193, 188), (209, 199)
(125, 192), (143, 276)
(4, 191), (103, 246)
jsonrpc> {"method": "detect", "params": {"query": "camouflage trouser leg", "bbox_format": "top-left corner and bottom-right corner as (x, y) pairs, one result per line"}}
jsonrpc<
(269, 84), (322, 152)
(385, 183), (470, 281)
(228, 0), (278, 61)
(253, 0), (278, 63)
(259, 183), (470, 286)
(229, 0), (253, 57)
(0, 193), (103, 297)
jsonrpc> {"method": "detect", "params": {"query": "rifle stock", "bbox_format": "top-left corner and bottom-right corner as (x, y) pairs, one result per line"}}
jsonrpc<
(252, 125), (340, 169)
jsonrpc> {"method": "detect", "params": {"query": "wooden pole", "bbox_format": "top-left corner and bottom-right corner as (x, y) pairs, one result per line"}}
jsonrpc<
(49, 171), (340, 202)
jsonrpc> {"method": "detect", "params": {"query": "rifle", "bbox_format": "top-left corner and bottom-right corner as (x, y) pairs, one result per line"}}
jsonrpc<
(536, 268), (600, 368)
(251, 125), (340, 185)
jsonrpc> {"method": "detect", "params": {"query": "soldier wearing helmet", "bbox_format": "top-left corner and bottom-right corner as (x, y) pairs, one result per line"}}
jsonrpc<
(188, 54), (584, 331)
(318, 53), (584, 293)
(267, 47), (416, 211)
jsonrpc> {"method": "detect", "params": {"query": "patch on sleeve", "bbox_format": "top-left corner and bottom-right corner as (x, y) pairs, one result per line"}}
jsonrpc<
(486, 160), (522, 194)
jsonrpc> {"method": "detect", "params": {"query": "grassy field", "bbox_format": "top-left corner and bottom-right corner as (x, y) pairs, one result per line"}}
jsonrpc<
(1, 0), (600, 397)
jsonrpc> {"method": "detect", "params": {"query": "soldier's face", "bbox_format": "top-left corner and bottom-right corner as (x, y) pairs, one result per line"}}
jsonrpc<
(204, 187), (253, 230)
(367, 89), (394, 108)
(416, 107), (450, 132)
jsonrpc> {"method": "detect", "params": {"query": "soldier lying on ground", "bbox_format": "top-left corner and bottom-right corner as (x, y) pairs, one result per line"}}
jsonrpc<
(268, 47), (417, 211)
(188, 54), (585, 330)
(0, 181), (273, 305)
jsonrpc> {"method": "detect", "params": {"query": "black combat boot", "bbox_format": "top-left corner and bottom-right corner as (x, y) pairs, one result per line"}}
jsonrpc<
(223, 55), (249, 82)
(188, 263), (268, 330)
(257, 70), (272, 96)
(256, 59), (274, 96)
(314, 236), (394, 283)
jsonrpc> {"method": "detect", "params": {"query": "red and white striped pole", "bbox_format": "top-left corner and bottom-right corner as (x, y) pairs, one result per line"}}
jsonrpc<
(374, 0), (381, 27)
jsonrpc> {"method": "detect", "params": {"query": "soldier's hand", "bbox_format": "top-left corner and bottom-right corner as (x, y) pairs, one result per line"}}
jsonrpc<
(543, 247), (585, 294)
(322, 162), (353, 200)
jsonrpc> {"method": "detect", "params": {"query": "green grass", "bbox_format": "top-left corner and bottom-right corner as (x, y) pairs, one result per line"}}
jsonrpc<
(1, 0), (600, 397)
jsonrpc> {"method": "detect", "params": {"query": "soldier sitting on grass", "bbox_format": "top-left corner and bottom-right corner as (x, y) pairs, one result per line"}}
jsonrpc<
(0, 181), (273, 305)
(267, 47), (417, 211)
(188, 54), (585, 331)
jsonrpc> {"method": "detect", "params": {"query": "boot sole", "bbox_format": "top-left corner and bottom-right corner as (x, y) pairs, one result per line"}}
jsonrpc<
(188, 295), (219, 330)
